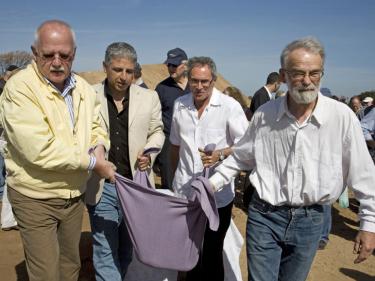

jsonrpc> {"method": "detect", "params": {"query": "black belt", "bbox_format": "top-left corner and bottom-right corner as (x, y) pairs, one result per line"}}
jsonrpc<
(63, 193), (84, 208)
(251, 192), (322, 213)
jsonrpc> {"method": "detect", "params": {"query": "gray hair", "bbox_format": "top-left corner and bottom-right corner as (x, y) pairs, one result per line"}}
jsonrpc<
(33, 20), (76, 48)
(187, 56), (217, 81)
(280, 37), (325, 68)
(104, 42), (137, 65)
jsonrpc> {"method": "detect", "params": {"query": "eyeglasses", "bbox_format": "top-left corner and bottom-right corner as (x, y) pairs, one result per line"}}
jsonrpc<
(190, 78), (213, 87)
(167, 63), (178, 68)
(283, 69), (324, 81)
(37, 51), (74, 63)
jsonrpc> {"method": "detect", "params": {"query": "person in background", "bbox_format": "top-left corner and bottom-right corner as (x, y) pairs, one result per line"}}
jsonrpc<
(133, 62), (148, 89)
(223, 86), (250, 111)
(85, 42), (164, 281)
(248, 72), (280, 120)
(349, 95), (364, 120)
(170, 56), (248, 281)
(275, 90), (286, 99)
(362, 96), (373, 107)
(360, 103), (375, 163)
(155, 47), (189, 189)
(0, 20), (114, 281)
(209, 37), (375, 281)
(0, 65), (20, 231)
(0, 65), (20, 95)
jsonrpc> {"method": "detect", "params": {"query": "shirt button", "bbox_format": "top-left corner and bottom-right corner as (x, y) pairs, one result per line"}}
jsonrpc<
(116, 147), (119, 150)
(116, 132), (119, 135)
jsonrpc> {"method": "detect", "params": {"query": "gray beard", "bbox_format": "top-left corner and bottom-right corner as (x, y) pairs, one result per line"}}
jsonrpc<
(289, 87), (319, 104)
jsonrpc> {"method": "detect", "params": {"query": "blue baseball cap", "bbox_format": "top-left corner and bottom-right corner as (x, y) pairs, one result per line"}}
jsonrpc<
(164, 48), (188, 66)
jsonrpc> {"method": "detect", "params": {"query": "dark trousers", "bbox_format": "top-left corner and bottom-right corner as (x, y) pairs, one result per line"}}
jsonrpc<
(186, 200), (234, 281)
(157, 138), (173, 189)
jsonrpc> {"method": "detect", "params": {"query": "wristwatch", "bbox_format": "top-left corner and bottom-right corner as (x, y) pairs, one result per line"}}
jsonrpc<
(219, 150), (225, 161)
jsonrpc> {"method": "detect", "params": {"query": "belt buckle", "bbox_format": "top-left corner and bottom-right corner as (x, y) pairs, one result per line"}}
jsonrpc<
(64, 198), (72, 209)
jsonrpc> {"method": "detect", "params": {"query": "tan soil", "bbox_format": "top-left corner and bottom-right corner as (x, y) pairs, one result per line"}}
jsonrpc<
(1, 182), (374, 280)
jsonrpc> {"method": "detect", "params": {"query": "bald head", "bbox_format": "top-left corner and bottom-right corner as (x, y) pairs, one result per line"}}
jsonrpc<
(31, 20), (76, 91)
(33, 20), (76, 49)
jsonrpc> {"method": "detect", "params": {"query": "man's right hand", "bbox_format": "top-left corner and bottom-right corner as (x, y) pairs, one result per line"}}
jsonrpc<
(93, 158), (116, 183)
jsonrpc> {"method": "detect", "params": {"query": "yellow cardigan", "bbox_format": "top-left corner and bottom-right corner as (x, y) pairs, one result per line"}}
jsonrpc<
(0, 62), (109, 199)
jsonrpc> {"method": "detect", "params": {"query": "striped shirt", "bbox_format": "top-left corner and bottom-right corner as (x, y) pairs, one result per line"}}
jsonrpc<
(47, 74), (96, 170)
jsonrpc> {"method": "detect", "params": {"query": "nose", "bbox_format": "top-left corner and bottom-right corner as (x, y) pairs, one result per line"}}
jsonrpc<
(301, 74), (312, 86)
(51, 55), (63, 66)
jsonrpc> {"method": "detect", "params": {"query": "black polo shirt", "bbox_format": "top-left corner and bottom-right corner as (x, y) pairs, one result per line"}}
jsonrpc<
(155, 77), (189, 137)
(105, 82), (132, 179)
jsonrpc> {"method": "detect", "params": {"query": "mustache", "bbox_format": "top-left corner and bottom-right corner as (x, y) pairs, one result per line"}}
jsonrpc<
(49, 66), (65, 72)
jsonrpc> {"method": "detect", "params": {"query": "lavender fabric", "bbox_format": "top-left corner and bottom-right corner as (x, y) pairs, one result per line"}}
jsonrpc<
(115, 168), (219, 271)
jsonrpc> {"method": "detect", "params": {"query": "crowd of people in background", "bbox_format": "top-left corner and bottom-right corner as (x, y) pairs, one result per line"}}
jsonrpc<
(0, 19), (374, 281)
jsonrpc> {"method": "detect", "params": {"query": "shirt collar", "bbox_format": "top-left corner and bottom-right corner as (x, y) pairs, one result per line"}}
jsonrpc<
(31, 60), (76, 96)
(276, 92), (326, 125)
(264, 86), (272, 99)
(184, 87), (222, 109)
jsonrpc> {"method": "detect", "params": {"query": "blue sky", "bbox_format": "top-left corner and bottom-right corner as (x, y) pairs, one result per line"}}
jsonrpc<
(1, 0), (374, 97)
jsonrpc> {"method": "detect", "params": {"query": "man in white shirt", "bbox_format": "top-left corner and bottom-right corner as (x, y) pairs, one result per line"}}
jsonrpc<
(170, 56), (248, 281)
(210, 37), (375, 281)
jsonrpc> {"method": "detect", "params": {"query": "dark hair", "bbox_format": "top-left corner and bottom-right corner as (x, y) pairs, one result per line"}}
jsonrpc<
(266, 72), (279, 85)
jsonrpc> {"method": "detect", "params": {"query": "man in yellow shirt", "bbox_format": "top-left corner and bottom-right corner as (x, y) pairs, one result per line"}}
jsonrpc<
(0, 20), (115, 281)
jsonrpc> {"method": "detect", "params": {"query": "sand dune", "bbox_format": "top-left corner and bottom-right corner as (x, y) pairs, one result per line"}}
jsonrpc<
(78, 64), (232, 93)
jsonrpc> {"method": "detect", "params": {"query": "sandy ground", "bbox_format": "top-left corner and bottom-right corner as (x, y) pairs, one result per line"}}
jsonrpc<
(1, 183), (374, 281)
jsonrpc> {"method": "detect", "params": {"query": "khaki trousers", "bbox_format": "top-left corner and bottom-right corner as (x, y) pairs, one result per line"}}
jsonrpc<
(8, 187), (84, 281)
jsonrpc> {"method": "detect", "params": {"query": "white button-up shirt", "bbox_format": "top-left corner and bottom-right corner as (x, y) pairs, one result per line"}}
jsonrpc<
(210, 93), (375, 232)
(170, 88), (248, 208)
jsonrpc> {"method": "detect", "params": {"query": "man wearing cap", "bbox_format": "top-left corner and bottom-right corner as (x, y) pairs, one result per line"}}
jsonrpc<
(209, 37), (375, 281)
(363, 96), (373, 107)
(155, 48), (190, 189)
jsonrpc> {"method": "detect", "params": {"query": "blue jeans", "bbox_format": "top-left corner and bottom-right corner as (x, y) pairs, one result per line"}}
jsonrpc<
(320, 205), (332, 242)
(246, 195), (323, 281)
(87, 182), (133, 281)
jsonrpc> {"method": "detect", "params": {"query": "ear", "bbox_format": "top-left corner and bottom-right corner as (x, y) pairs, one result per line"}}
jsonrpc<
(71, 47), (77, 60)
(279, 68), (286, 83)
(31, 45), (37, 60)
(102, 61), (107, 73)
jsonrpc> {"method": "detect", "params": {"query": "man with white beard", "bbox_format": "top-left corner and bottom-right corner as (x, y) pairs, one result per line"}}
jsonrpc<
(209, 37), (375, 281)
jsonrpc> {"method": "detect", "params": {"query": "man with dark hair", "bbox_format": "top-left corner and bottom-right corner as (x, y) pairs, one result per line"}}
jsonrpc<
(85, 42), (164, 281)
(248, 72), (280, 120)
(155, 47), (190, 189)
(210, 37), (375, 281)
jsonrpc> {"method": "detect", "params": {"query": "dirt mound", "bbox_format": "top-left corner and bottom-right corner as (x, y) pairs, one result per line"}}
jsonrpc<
(78, 64), (232, 93)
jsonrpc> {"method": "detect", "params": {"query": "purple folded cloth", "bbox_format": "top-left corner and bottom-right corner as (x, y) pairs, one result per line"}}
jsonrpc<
(115, 168), (219, 271)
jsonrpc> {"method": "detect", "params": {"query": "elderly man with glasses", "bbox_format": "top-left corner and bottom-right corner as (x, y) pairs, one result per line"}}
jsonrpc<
(0, 20), (115, 281)
(170, 56), (248, 281)
(209, 37), (375, 281)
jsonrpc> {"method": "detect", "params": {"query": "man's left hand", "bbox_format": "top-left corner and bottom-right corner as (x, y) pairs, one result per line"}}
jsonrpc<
(137, 152), (151, 171)
(353, 230), (375, 263)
